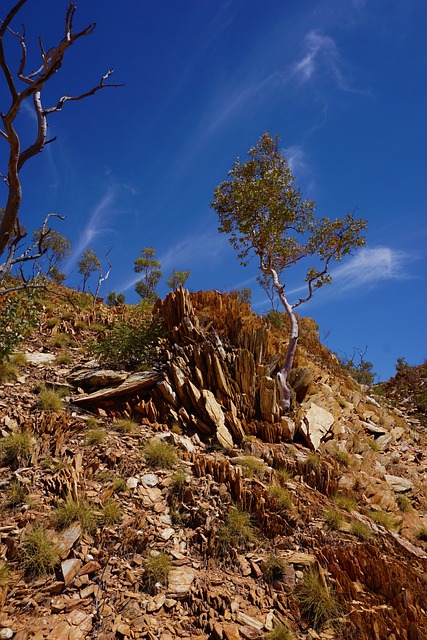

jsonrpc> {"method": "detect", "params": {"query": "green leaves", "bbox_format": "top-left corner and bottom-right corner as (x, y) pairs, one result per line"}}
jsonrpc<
(134, 247), (162, 302)
(211, 132), (366, 308)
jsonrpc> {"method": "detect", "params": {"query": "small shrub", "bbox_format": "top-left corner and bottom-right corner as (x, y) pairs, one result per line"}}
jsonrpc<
(367, 438), (380, 452)
(0, 293), (38, 362)
(415, 526), (427, 542)
(45, 317), (60, 329)
(268, 485), (293, 510)
(37, 389), (63, 411)
(0, 431), (33, 467)
(91, 308), (165, 370)
(170, 470), (188, 496)
(265, 309), (285, 330)
(49, 332), (71, 348)
(113, 476), (127, 492)
(263, 553), (288, 583)
(10, 352), (27, 367)
(144, 552), (172, 593)
(333, 493), (356, 512)
(101, 500), (122, 525)
(171, 422), (182, 435)
(0, 560), (10, 586)
(350, 520), (372, 541)
(333, 450), (350, 467)
(396, 494), (412, 512)
(114, 419), (137, 434)
(19, 526), (60, 576)
(369, 510), (399, 532)
(6, 480), (29, 507)
(266, 625), (294, 640)
(238, 455), (266, 478)
(295, 568), (339, 630)
(276, 468), (291, 482)
(55, 351), (73, 365)
(306, 452), (320, 471)
(0, 362), (19, 382)
(142, 439), (178, 469)
(54, 497), (97, 533)
(85, 428), (106, 445)
(219, 507), (256, 552)
(324, 509), (344, 530)
(41, 457), (70, 472)
(85, 416), (99, 429)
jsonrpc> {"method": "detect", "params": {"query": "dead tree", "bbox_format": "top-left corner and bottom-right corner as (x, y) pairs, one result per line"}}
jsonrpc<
(0, 1), (122, 278)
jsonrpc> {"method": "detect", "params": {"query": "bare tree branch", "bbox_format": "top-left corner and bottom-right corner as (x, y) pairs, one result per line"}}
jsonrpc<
(0, 1), (122, 266)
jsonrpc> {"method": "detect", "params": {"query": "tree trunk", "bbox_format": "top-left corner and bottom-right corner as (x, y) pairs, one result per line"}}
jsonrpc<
(269, 268), (299, 412)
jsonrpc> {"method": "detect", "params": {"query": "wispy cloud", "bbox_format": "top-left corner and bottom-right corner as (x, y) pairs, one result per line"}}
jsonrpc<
(285, 246), (410, 302)
(329, 246), (410, 290)
(251, 246), (410, 310)
(64, 186), (117, 273)
(291, 29), (366, 94)
(284, 144), (310, 177)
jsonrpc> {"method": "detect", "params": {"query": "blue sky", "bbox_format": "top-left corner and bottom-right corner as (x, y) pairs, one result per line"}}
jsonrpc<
(3, 0), (427, 381)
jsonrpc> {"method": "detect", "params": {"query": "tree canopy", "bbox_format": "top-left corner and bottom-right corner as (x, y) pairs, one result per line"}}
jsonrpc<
(211, 132), (366, 410)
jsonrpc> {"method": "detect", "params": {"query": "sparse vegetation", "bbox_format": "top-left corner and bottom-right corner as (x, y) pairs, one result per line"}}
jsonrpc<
(49, 332), (71, 348)
(238, 455), (266, 478)
(350, 520), (373, 541)
(91, 305), (165, 370)
(101, 500), (122, 525)
(219, 507), (256, 552)
(170, 470), (188, 496)
(114, 418), (137, 434)
(85, 416), (99, 429)
(19, 526), (60, 576)
(333, 449), (350, 467)
(276, 468), (291, 483)
(54, 497), (97, 533)
(0, 431), (33, 467)
(0, 560), (10, 586)
(367, 438), (380, 452)
(324, 508), (344, 530)
(85, 428), (106, 445)
(142, 439), (178, 469)
(5, 480), (30, 507)
(333, 493), (356, 512)
(268, 485), (294, 510)
(369, 509), (399, 532)
(10, 352), (27, 367)
(306, 452), (320, 471)
(263, 553), (288, 583)
(295, 568), (340, 630)
(396, 494), (412, 512)
(0, 361), (19, 382)
(37, 389), (63, 411)
(55, 351), (73, 365)
(144, 552), (172, 593)
(266, 625), (294, 640)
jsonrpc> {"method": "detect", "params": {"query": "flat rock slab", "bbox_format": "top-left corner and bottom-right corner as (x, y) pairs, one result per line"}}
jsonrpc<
(385, 474), (413, 493)
(67, 367), (128, 391)
(24, 352), (56, 365)
(73, 371), (162, 404)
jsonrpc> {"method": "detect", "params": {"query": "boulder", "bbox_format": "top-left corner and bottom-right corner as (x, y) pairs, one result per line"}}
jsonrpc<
(299, 403), (334, 450)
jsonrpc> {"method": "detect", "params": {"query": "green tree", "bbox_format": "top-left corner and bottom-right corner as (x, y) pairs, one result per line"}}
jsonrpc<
(106, 291), (126, 307)
(134, 247), (162, 303)
(0, 2), (120, 280)
(230, 287), (252, 305)
(32, 228), (71, 282)
(211, 132), (366, 411)
(166, 269), (191, 291)
(78, 248), (101, 292)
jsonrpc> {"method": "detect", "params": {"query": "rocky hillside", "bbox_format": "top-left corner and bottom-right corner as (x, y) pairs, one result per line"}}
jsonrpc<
(0, 287), (426, 640)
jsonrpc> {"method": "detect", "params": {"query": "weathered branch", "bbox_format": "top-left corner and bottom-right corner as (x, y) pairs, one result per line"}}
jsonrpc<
(0, 1), (121, 262)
